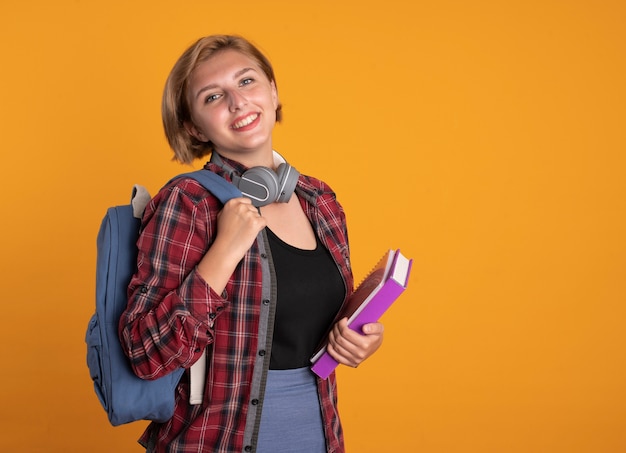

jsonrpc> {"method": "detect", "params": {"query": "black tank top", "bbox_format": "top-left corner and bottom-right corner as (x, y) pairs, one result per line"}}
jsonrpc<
(266, 227), (345, 369)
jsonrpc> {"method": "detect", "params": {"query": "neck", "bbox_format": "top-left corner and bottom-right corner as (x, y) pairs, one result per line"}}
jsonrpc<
(213, 149), (283, 170)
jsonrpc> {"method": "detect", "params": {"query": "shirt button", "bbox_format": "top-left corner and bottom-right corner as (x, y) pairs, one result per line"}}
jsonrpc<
(208, 313), (216, 320)
(261, 253), (267, 259)
(244, 446), (252, 452)
(259, 350), (266, 356)
(139, 285), (148, 294)
(251, 398), (259, 405)
(262, 299), (270, 305)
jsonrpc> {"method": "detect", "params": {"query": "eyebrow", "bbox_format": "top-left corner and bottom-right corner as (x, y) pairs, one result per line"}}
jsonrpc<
(194, 67), (257, 100)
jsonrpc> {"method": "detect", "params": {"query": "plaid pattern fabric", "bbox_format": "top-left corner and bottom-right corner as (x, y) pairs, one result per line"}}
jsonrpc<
(119, 160), (353, 453)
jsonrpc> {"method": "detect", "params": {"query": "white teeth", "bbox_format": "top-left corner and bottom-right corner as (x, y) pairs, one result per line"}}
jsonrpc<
(233, 113), (258, 129)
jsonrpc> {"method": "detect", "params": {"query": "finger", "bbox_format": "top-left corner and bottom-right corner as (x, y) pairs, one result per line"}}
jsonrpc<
(327, 321), (367, 365)
(333, 318), (367, 346)
(231, 199), (263, 220)
(326, 339), (362, 368)
(223, 196), (250, 207)
(362, 322), (384, 336)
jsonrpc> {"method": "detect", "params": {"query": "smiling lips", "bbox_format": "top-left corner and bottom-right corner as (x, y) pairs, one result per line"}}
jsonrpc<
(232, 113), (259, 130)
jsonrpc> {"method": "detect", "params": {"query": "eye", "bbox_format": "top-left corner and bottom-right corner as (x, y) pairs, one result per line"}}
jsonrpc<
(204, 93), (221, 104)
(240, 77), (254, 86)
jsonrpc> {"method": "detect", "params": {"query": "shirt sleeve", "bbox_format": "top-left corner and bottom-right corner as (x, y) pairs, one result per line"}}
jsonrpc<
(119, 181), (227, 380)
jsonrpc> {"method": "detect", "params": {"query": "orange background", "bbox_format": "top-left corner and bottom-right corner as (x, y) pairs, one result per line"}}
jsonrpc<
(1, 1), (625, 452)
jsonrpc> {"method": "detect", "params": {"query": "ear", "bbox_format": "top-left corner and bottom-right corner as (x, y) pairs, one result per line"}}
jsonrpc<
(184, 121), (208, 142)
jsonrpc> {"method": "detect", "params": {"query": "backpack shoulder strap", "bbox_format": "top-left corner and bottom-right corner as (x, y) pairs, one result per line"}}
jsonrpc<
(167, 169), (242, 406)
(171, 169), (242, 203)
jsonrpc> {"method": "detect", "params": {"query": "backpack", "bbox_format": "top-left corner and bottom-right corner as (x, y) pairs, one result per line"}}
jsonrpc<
(86, 170), (242, 426)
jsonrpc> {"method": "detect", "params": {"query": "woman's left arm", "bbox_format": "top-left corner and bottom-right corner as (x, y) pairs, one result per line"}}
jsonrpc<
(326, 318), (384, 368)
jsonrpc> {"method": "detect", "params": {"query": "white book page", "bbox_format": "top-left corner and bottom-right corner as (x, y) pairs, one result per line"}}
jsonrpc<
(391, 252), (411, 286)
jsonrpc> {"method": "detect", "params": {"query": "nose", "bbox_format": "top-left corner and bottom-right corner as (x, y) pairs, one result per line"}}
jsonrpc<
(228, 89), (248, 112)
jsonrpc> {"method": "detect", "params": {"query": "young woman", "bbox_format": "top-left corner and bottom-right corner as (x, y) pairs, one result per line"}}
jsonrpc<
(119, 34), (384, 453)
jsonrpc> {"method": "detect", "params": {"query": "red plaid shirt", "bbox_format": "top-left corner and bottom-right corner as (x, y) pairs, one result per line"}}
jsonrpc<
(119, 158), (353, 453)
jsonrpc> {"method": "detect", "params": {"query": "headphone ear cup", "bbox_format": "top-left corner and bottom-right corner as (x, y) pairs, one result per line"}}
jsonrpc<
(239, 166), (279, 207)
(275, 163), (300, 203)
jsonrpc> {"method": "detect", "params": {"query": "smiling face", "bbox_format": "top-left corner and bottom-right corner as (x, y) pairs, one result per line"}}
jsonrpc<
(184, 49), (279, 164)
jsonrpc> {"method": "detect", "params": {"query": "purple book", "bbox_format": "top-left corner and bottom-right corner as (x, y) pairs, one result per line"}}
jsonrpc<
(310, 249), (413, 379)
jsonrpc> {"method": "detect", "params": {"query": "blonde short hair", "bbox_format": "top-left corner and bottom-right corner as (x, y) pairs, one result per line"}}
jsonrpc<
(162, 35), (282, 164)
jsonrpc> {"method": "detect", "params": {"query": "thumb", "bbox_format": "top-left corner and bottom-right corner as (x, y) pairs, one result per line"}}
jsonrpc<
(362, 322), (384, 335)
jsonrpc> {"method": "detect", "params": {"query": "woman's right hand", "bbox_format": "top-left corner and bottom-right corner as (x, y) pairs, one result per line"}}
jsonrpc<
(216, 197), (267, 259)
(196, 197), (266, 294)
